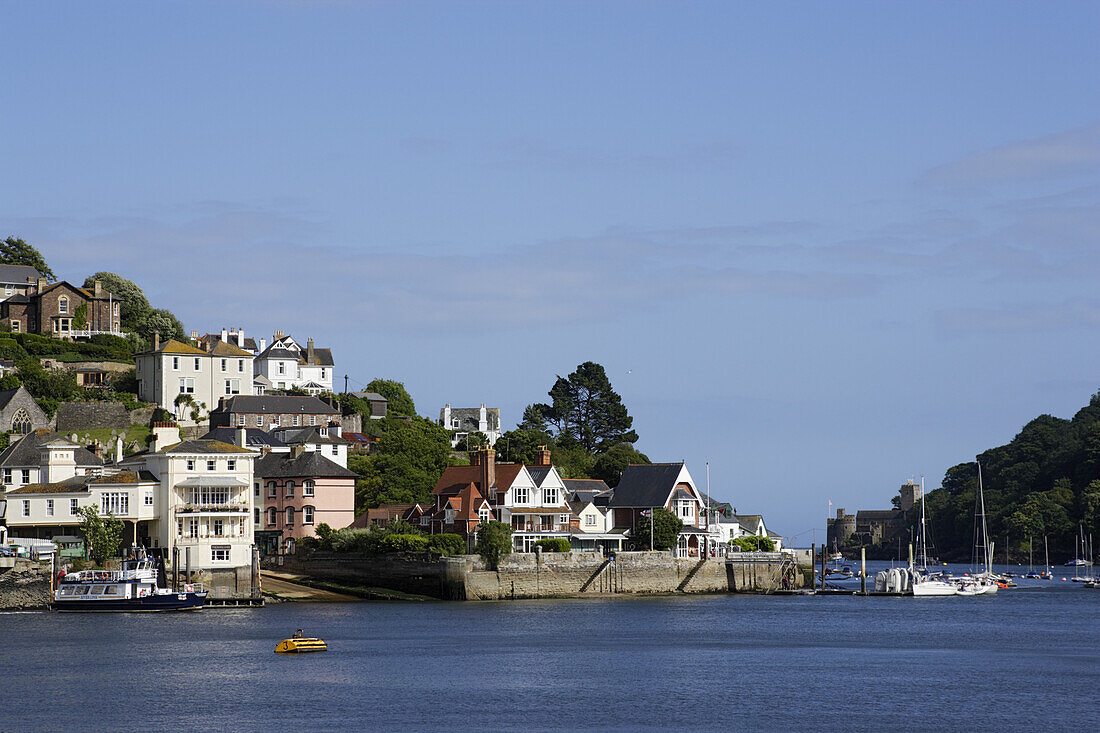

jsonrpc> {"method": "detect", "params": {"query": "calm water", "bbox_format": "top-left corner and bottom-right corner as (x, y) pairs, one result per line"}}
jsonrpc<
(2, 564), (1097, 732)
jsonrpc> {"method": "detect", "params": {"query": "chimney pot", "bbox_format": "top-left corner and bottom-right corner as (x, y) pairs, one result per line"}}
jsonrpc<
(221, 327), (228, 342)
(154, 331), (160, 350)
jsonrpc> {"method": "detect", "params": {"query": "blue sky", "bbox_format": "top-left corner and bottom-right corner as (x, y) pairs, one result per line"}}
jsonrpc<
(4, 2), (1100, 544)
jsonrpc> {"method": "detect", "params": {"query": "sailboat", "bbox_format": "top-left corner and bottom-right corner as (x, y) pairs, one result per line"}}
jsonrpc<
(961, 461), (997, 595)
(1071, 528), (1094, 582)
(1024, 533), (1042, 579)
(911, 477), (956, 596)
(1039, 535), (1053, 580)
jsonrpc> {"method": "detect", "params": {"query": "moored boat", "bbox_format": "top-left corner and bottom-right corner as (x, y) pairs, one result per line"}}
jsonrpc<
(275, 637), (328, 653)
(54, 556), (206, 612)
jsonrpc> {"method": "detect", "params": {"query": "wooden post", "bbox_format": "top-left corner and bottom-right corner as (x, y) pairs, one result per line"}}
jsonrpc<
(819, 543), (826, 590)
(860, 547), (866, 595)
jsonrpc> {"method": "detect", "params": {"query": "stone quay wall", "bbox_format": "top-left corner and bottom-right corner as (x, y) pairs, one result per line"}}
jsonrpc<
(277, 550), (802, 601)
(0, 559), (52, 610)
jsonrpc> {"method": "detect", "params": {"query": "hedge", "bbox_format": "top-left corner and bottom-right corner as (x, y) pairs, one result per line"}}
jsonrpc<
(534, 538), (571, 553)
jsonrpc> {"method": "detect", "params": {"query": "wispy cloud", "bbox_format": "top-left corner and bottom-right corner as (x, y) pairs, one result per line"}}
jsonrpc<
(935, 299), (1100, 336)
(920, 122), (1100, 187)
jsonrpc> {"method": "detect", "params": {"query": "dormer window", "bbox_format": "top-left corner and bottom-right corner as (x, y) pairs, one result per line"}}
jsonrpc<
(58, 296), (69, 314)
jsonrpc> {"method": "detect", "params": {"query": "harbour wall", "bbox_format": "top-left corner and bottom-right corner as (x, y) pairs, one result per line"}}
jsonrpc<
(0, 559), (52, 610)
(274, 550), (803, 601)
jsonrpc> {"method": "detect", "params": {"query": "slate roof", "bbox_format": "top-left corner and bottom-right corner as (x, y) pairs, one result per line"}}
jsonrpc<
(301, 347), (334, 367)
(0, 264), (41, 284)
(0, 386), (31, 411)
(3, 294), (30, 304)
(254, 450), (356, 479)
(607, 463), (686, 508)
(212, 395), (339, 415)
(526, 466), (553, 487)
(440, 406), (501, 432)
(563, 478), (611, 503)
(0, 429), (104, 468)
(348, 503), (416, 529)
(200, 427), (287, 448)
(159, 439), (254, 455)
(257, 346), (299, 361)
(733, 514), (765, 533)
(275, 427), (349, 445)
(37, 280), (119, 301)
(351, 392), (387, 402)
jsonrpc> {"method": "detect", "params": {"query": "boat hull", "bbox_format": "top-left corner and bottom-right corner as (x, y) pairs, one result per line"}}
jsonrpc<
(275, 638), (328, 653)
(54, 592), (207, 612)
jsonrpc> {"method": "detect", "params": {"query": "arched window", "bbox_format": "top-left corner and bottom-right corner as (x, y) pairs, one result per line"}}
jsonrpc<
(267, 507), (277, 525)
(285, 506), (295, 526)
(267, 481), (277, 498)
(11, 408), (32, 434)
(58, 296), (69, 314)
(285, 481), (295, 498)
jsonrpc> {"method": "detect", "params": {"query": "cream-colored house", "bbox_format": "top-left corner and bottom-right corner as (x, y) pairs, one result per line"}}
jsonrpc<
(135, 337), (255, 423)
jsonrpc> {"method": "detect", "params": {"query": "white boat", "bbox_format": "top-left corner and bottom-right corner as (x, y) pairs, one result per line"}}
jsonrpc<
(54, 553), (206, 612)
(910, 477), (957, 596)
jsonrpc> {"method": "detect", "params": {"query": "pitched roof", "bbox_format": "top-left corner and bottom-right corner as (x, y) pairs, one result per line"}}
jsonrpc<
(275, 427), (349, 445)
(434, 465), (482, 495)
(0, 385), (38, 411)
(142, 339), (208, 356)
(159, 439), (255, 455)
(212, 395), (340, 415)
(351, 392), (387, 402)
(0, 429), (104, 468)
(254, 450), (356, 479)
(257, 345), (299, 360)
(300, 347), (334, 367)
(348, 503), (416, 529)
(607, 463), (687, 508)
(207, 340), (253, 357)
(440, 406), (500, 432)
(0, 264), (41, 284)
(200, 427), (287, 448)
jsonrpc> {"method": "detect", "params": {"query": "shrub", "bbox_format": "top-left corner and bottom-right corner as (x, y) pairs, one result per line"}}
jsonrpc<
(296, 536), (319, 553)
(534, 538), (571, 553)
(475, 520), (513, 568)
(379, 533), (430, 553)
(427, 533), (466, 556)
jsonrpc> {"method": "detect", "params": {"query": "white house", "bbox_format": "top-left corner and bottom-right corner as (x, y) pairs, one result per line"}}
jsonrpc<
(439, 404), (502, 447)
(564, 478), (623, 553)
(135, 336), (255, 421)
(253, 333), (335, 394)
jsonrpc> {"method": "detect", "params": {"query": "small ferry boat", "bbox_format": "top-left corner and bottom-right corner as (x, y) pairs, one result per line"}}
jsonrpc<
(54, 556), (206, 612)
(275, 637), (328, 653)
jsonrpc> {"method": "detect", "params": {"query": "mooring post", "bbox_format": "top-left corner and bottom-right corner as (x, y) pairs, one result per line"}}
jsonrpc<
(860, 547), (866, 595)
(819, 544), (826, 590)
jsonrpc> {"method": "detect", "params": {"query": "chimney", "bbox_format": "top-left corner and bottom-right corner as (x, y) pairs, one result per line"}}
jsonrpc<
(94, 280), (103, 298)
(480, 403), (487, 430)
(259, 338), (267, 352)
(151, 421), (180, 452)
(115, 435), (124, 463)
(37, 277), (47, 292)
(274, 330), (285, 340)
(236, 328), (244, 348)
(307, 337), (315, 364)
(470, 450), (481, 466)
(88, 440), (104, 460)
(236, 426), (247, 447)
(478, 447), (496, 493)
(154, 331), (160, 350)
(221, 327), (228, 343)
(291, 444), (305, 459)
(535, 445), (551, 467)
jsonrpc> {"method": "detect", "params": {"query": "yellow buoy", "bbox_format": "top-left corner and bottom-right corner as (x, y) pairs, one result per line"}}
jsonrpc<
(275, 637), (328, 653)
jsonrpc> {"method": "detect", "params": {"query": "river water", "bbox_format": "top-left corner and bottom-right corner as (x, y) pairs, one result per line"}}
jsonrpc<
(2, 563), (1097, 732)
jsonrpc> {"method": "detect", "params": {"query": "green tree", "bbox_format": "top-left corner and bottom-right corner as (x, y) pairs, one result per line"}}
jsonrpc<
(475, 520), (513, 568)
(494, 427), (555, 464)
(531, 361), (638, 452)
(1, 237), (55, 280)
(634, 507), (683, 551)
(349, 417), (451, 511)
(77, 504), (125, 565)
(363, 378), (415, 417)
(591, 442), (651, 487)
(83, 273), (186, 345)
(454, 431), (489, 451)
(72, 303), (88, 330)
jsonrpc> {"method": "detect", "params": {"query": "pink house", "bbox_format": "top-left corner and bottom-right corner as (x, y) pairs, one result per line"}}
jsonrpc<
(255, 445), (356, 553)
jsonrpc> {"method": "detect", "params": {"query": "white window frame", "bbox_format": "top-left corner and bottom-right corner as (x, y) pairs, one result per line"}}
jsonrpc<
(514, 486), (529, 504)
(285, 506), (295, 526)
(144, 492), (154, 506)
(303, 480), (314, 497)
(46, 499), (54, 516)
(211, 547), (230, 562)
(543, 488), (559, 505)
(22, 500), (29, 516)
(172, 356), (180, 370)
(186, 459), (195, 471)
(585, 514), (596, 527)
(194, 358), (202, 371)
(227, 459), (236, 471)
(70, 498), (79, 515)
(286, 481), (295, 498)
(303, 506), (314, 524)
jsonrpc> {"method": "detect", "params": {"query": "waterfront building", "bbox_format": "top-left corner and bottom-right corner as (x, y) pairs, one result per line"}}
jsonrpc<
(564, 478), (624, 553)
(606, 462), (712, 557)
